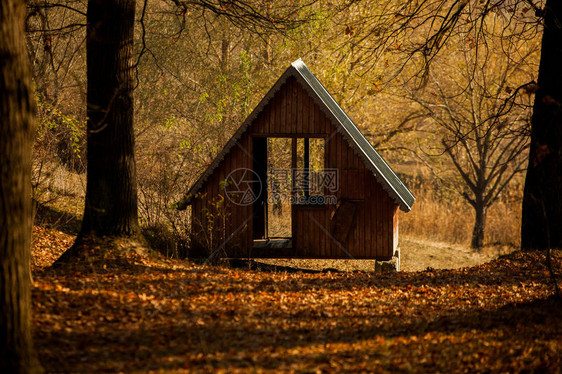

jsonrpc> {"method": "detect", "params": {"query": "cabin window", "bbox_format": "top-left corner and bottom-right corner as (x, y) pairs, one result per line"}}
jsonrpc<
(293, 138), (326, 201)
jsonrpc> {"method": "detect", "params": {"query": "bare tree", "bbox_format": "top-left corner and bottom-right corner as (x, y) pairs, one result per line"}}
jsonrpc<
(409, 39), (534, 248)
(341, 0), (560, 250)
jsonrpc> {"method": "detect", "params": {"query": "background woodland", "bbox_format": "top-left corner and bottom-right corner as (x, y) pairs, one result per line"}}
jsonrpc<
(27, 0), (541, 252)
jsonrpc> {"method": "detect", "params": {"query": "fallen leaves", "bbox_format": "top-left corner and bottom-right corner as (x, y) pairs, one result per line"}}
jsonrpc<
(31, 227), (562, 372)
(31, 226), (73, 270)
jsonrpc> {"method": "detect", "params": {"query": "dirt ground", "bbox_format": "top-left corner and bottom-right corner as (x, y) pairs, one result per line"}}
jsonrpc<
(258, 235), (515, 273)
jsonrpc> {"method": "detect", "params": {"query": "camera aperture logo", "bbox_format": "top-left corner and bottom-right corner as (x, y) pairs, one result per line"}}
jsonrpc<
(224, 167), (339, 206)
(224, 168), (262, 206)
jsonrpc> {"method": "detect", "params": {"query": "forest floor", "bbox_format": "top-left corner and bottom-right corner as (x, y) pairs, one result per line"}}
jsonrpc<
(31, 225), (562, 373)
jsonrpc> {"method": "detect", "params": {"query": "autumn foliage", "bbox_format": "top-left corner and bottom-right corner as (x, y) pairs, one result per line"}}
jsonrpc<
(32, 227), (561, 372)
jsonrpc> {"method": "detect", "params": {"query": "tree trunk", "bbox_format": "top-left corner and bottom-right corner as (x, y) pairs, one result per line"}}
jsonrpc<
(0, 0), (41, 372)
(471, 201), (487, 250)
(81, 0), (139, 238)
(521, 0), (562, 250)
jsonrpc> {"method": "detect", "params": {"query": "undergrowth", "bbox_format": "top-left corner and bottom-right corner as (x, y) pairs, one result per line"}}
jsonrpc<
(401, 180), (522, 248)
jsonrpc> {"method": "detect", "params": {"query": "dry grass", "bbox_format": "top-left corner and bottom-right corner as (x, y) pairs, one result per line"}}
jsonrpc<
(486, 197), (522, 247)
(267, 203), (292, 237)
(401, 182), (522, 248)
(399, 236), (514, 271)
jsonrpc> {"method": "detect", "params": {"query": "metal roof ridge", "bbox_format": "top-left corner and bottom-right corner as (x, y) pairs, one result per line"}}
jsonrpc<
(290, 59), (414, 211)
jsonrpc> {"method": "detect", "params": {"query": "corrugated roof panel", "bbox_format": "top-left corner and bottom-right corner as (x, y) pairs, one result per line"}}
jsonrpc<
(291, 59), (415, 211)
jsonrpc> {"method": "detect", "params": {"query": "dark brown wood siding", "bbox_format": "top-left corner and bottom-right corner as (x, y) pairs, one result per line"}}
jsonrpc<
(190, 76), (397, 259)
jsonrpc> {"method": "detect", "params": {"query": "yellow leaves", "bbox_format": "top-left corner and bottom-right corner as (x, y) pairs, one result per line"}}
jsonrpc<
(368, 77), (384, 95)
(55, 284), (70, 293)
(465, 36), (476, 49)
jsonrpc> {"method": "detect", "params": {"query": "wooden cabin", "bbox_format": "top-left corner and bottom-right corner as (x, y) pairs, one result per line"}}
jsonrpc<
(176, 59), (415, 259)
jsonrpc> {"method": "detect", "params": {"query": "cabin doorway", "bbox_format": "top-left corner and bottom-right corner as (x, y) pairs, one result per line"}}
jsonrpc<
(252, 136), (326, 253)
(266, 138), (293, 238)
(252, 137), (293, 253)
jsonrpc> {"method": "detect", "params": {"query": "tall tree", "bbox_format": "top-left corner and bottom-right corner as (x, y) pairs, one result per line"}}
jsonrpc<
(521, 0), (562, 250)
(56, 0), (140, 262)
(0, 0), (42, 371)
(81, 0), (139, 237)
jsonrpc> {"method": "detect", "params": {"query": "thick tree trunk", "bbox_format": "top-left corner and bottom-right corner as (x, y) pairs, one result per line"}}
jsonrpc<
(80, 0), (139, 237)
(471, 202), (487, 250)
(0, 0), (41, 372)
(521, 0), (562, 250)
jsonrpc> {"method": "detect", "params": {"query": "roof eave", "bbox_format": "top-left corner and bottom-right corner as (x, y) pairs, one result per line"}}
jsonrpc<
(290, 59), (415, 212)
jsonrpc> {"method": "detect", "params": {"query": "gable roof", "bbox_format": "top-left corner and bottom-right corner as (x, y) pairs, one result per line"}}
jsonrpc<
(177, 59), (415, 212)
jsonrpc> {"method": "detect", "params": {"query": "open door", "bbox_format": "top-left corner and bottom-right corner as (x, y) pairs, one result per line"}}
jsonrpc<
(252, 137), (293, 254)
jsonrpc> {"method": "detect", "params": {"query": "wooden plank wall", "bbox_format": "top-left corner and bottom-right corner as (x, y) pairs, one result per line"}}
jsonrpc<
(190, 134), (254, 258)
(191, 76), (398, 259)
(300, 131), (397, 260)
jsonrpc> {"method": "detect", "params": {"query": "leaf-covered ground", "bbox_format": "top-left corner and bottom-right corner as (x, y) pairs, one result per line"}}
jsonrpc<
(32, 227), (562, 372)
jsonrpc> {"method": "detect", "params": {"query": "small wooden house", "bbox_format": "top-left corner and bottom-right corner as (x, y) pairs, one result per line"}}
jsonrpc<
(176, 59), (414, 259)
